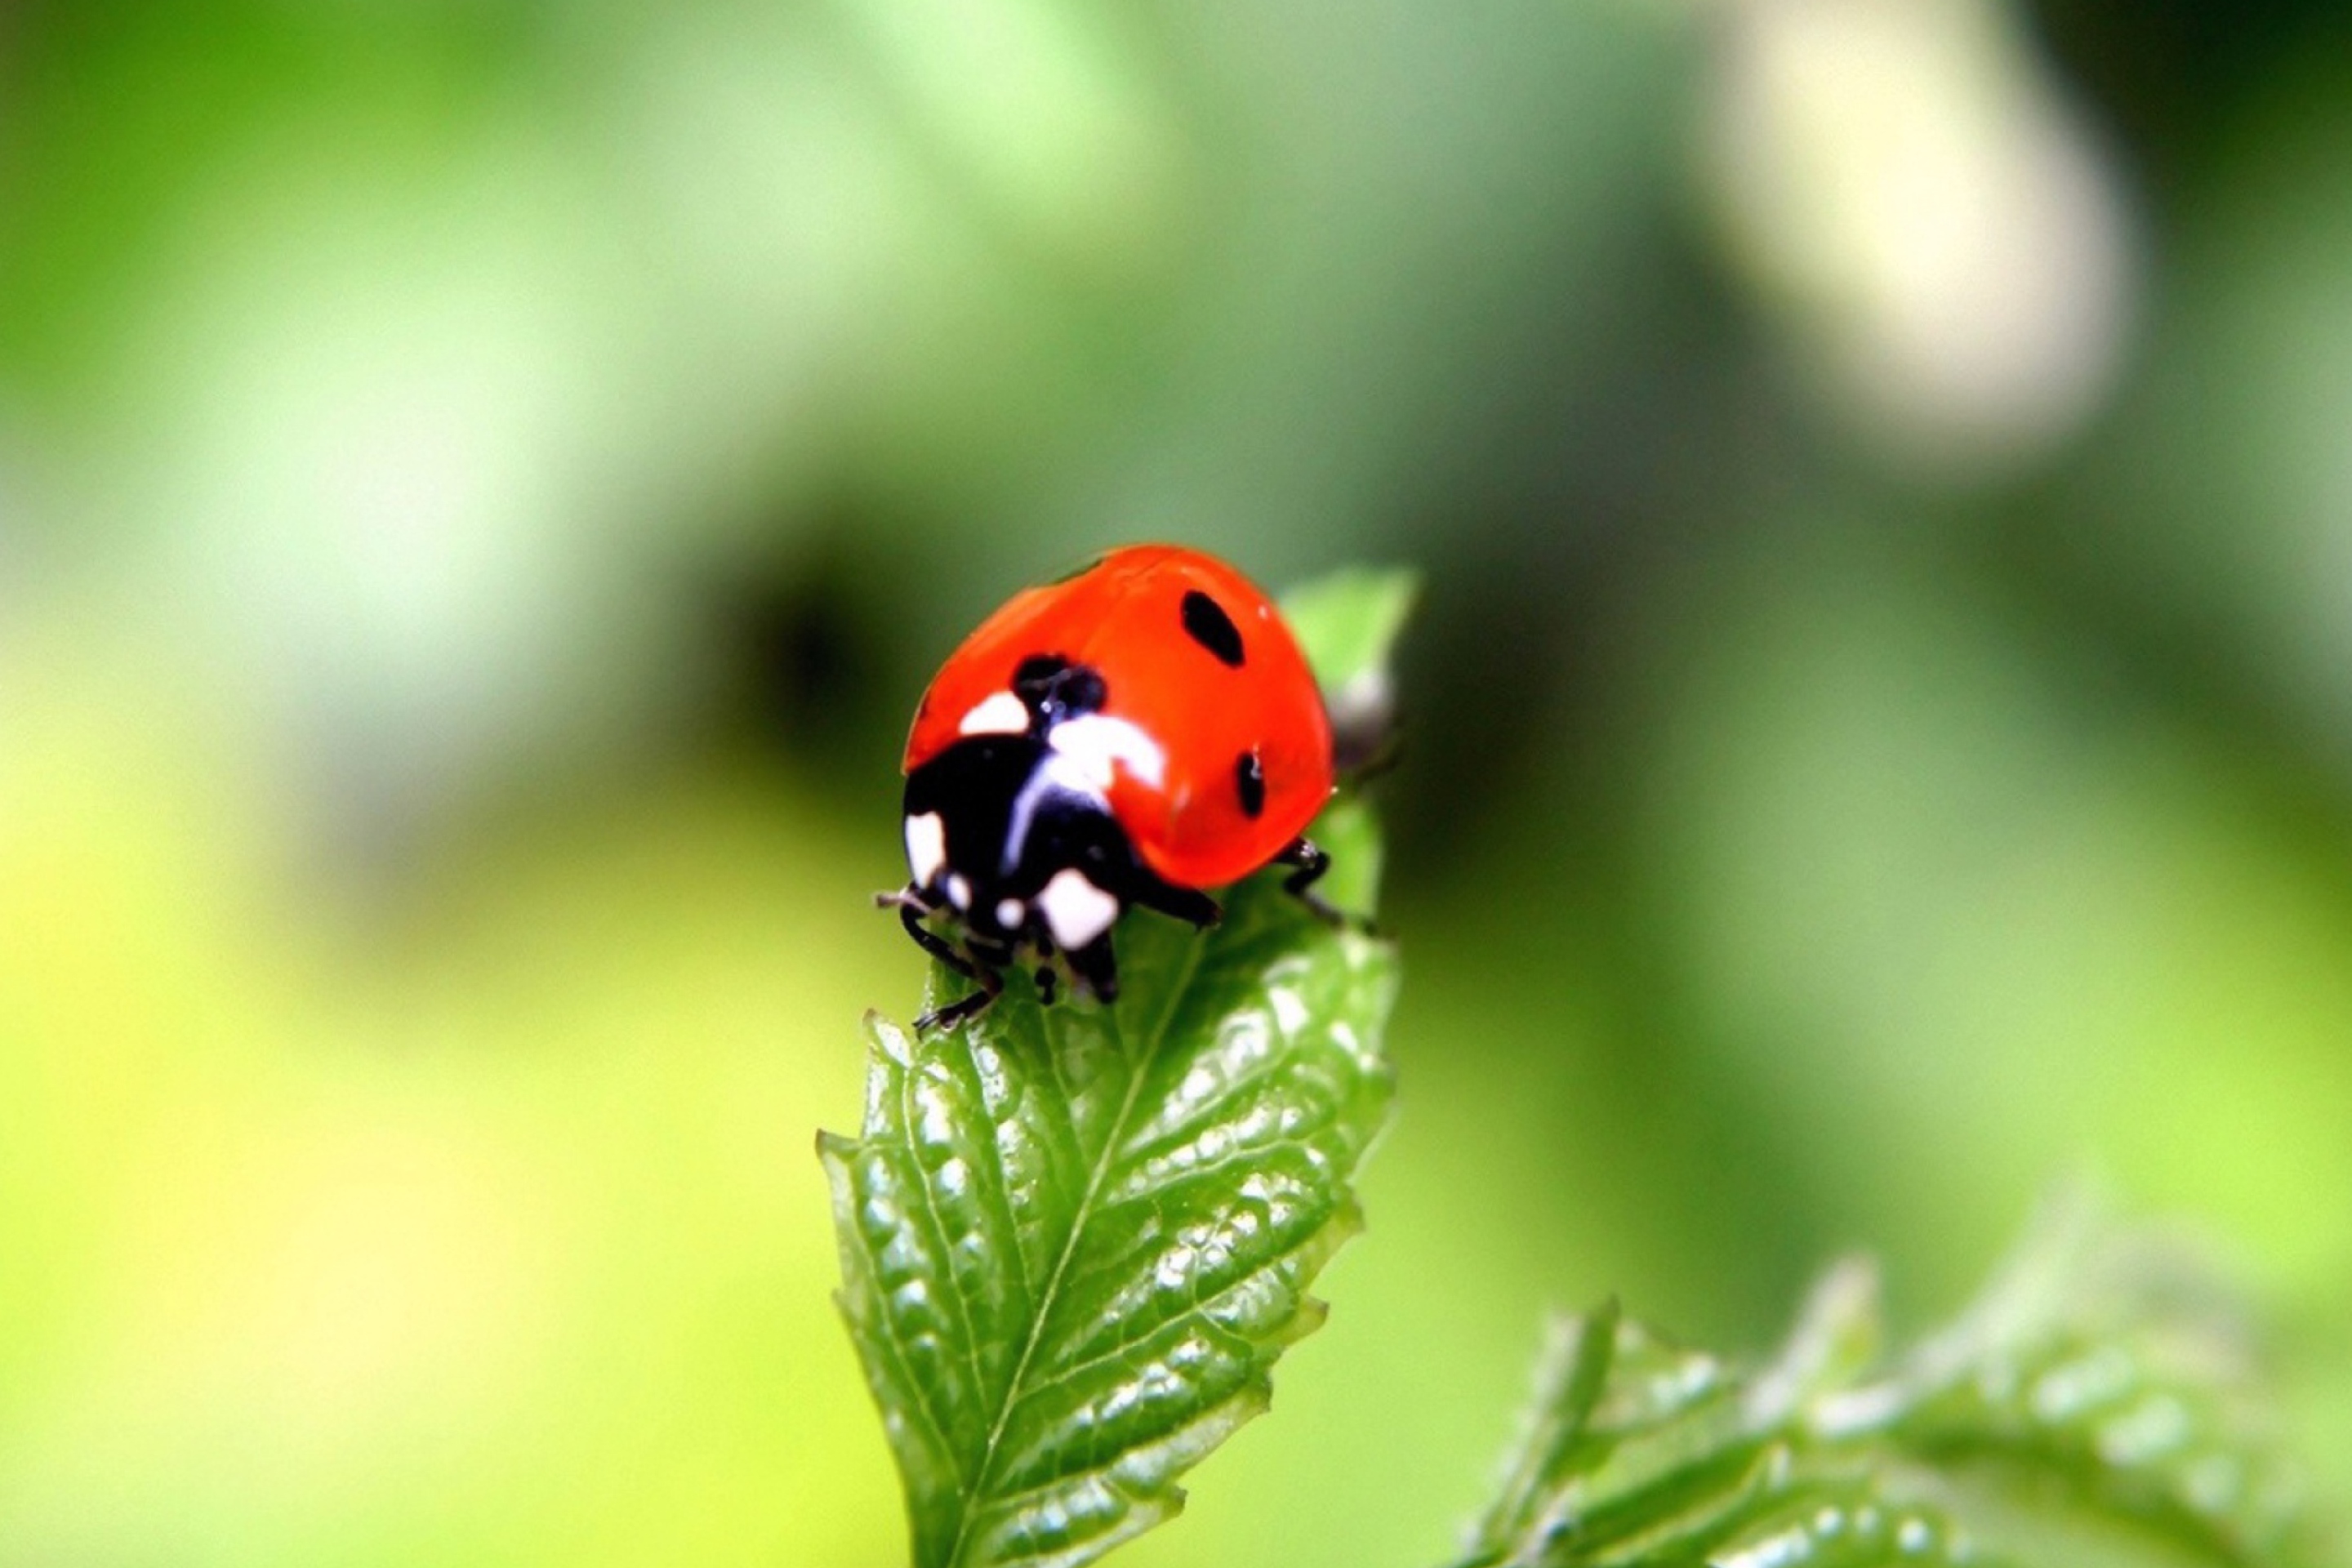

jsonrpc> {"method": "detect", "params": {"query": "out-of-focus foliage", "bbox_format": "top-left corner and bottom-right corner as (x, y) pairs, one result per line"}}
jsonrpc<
(1455, 1203), (2325, 1568)
(4, 0), (2352, 1563)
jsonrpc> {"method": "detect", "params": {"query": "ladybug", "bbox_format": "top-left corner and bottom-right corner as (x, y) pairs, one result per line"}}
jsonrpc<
(881, 544), (1345, 1030)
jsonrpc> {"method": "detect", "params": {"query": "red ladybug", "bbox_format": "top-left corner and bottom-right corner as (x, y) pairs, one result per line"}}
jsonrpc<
(883, 544), (1342, 1029)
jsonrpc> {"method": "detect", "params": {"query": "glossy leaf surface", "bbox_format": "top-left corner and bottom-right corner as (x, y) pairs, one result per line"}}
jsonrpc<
(823, 570), (1409, 1568)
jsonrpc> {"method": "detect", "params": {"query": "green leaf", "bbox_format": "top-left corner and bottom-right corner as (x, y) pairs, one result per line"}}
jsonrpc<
(1280, 565), (1419, 768)
(823, 567), (1412, 1568)
(1451, 1200), (2330, 1568)
(1281, 564), (1421, 701)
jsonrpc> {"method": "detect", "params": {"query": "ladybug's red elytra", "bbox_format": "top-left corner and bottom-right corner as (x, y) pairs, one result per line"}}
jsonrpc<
(882, 544), (1345, 1031)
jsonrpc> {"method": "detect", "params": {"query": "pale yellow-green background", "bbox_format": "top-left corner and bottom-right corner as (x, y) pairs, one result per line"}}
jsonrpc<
(4, 2), (2350, 1563)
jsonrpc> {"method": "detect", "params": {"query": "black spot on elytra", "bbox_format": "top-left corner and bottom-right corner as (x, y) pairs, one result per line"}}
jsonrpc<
(1013, 653), (1068, 691)
(1014, 653), (1106, 723)
(1181, 591), (1245, 667)
(1235, 749), (1266, 818)
(1055, 666), (1107, 715)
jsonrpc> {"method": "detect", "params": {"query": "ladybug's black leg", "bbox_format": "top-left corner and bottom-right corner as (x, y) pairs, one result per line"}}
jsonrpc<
(916, 925), (1022, 1031)
(966, 929), (1016, 967)
(1065, 937), (1120, 1006)
(889, 895), (985, 981)
(1274, 837), (1371, 931)
(1035, 965), (1058, 1006)
(915, 962), (1002, 1032)
(1116, 866), (1221, 931)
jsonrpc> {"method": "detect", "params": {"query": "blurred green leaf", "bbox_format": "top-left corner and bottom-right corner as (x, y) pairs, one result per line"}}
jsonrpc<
(1281, 566), (1421, 699)
(1451, 1201), (2330, 1568)
(822, 567), (1411, 1568)
(1280, 566), (1419, 768)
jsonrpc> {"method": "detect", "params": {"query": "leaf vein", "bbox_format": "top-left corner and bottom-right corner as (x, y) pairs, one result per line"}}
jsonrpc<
(1020, 1208), (1341, 1399)
(938, 933), (1210, 1567)
(959, 1044), (1037, 1335)
(831, 1143), (969, 1491)
(901, 1057), (995, 1441)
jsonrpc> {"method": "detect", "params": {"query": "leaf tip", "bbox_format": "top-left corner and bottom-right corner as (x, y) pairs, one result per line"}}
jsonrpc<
(863, 1008), (917, 1066)
(1278, 1294), (1333, 1352)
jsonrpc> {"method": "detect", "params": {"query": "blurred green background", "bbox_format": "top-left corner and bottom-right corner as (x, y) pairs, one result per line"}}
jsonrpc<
(4, 0), (2350, 1562)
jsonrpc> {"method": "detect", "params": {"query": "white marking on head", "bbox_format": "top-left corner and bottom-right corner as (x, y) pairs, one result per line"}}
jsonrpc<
(1001, 756), (1107, 876)
(995, 898), (1024, 930)
(957, 691), (1030, 737)
(1046, 714), (1165, 791)
(946, 874), (973, 910)
(903, 811), (947, 887)
(1039, 868), (1120, 950)
(996, 716), (1167, 879)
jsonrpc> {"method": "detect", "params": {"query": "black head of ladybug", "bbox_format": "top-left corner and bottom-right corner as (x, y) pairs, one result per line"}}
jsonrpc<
(893, 664), (1225, 1027)
(902, 728), (1138, 956)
